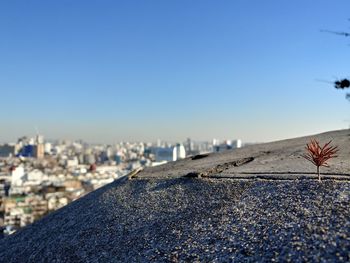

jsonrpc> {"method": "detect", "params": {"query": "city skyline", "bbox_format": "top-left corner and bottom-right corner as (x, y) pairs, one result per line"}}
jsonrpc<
(1, 1), (349, 143)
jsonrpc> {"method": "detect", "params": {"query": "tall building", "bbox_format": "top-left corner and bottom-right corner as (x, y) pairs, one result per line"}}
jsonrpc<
(174, 144), (186, 160)
(36, 135), (44, 144)
(34, 135), (45, 159)
(186, 138), (194, 154)
(232, 139), (242, 149)
(34, 144), (45, 159)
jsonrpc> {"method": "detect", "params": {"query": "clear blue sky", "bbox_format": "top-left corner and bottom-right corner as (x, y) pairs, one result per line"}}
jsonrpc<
(0, 0), (349, 143)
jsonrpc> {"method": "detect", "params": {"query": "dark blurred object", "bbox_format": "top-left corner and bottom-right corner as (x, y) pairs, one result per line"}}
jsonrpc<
(89, 164), (97, 172)
(334, 79), (350, 101)
(334, 79), (350, 89)
(321, 29), (350, 37)
(320, 21), (350, 101)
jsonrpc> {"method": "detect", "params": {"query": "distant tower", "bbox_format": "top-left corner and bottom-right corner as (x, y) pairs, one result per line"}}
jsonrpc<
(34, 144), (45, 159)
(186, 138), (193, 154)
(173, 143), (186, 161)
(35, 134), (45, 158)
(36, 134), (44, 144)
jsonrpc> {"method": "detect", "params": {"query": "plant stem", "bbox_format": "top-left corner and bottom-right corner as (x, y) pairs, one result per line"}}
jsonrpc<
(317, 166), (320, 181)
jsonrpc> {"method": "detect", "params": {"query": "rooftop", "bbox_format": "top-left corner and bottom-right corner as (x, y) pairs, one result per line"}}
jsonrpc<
(1, 129), (350, 262)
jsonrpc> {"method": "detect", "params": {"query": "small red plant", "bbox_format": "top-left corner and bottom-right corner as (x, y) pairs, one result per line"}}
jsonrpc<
(303, 139), (339, 181)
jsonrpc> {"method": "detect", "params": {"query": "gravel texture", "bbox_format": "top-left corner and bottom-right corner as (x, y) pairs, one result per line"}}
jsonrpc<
(1, 129), (350, 262)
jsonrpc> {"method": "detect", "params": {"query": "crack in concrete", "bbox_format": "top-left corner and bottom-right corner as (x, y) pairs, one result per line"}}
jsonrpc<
(184, 157), (255, 178)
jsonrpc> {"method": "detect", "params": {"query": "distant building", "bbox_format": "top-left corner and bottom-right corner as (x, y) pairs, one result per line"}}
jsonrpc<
(66, 158), (79, 168)
(11, 166), (25, 187)
(114, 154), (122, 165)
(186, 138), (193, 154)
(155, 148), (174, 162)
(44, 143), (52, 155)
(232, 139), (242, 149)
(0, 180), (10, 197)
(155, 144), (186, 162)
(27, 169), (45, 182)
(174, 143), (186, 160)
(17, 145), (35, 158)
(0, 144), (16, 158)
(213, 139), (242, 153)
(4, 195), (47, 228)
(47, 194), (68, 211)
(84, 154), (96, 165)
(34, 144), (45, 159)
(18, 143), (44, 158)
(36, 135), (44, 144)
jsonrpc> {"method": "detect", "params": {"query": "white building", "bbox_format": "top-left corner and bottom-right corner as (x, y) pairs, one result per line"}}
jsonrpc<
(11, 166), (25, 187)
(213, 139), (242, 152)
(44, 143), (52, 154)
(27, 169), (45, 182)
(155, 144), (186, 162)
(174, 144), (186, 160)
(66, 158), (79, 168)
(232, 139), (242, 148)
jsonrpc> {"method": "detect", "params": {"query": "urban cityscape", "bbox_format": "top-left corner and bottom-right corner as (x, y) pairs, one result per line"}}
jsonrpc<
(0, 134), (243, 238)
(1, 0), (349, 261)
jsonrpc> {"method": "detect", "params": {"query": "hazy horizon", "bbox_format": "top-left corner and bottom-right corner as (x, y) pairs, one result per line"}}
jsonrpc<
(1, 1), (349, 143)
(1, 126), (348, 146)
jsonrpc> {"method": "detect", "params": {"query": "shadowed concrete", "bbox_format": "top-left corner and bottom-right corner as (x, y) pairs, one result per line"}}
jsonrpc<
(1, 129), (350, 262)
